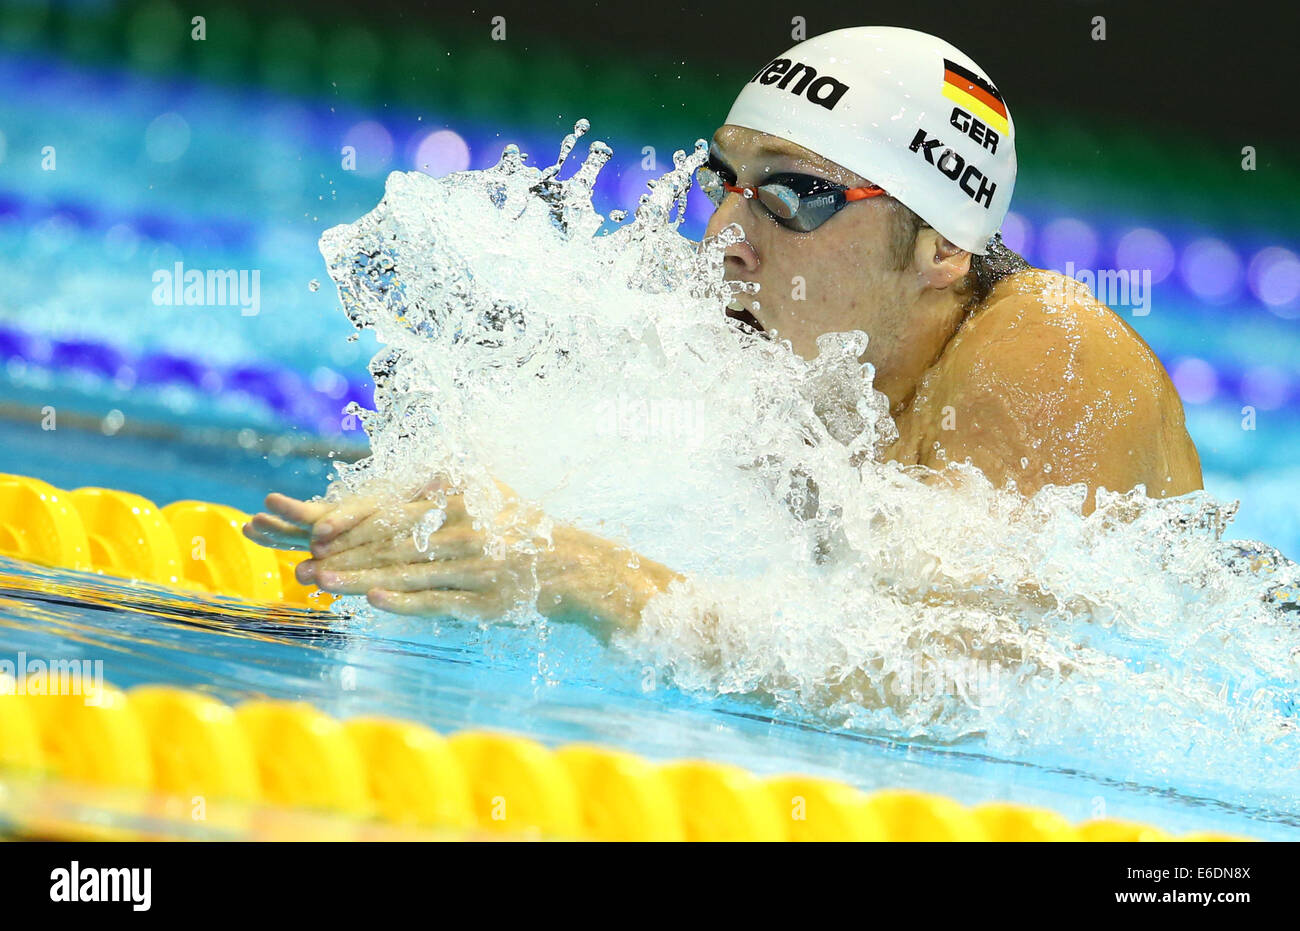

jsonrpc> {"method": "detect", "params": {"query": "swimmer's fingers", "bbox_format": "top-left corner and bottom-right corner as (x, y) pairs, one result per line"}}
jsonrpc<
(306, 477), (455, 548)
(311, 479), (522, 553)
(310, 499), (466, 557)
(366, 588), (497, 621)
(243, 512), (310, 550)
(302, 532), (482, 574)
(264, 493), (336, 531)
(310, 559), (519, 596)
(304, 495), (393, 548)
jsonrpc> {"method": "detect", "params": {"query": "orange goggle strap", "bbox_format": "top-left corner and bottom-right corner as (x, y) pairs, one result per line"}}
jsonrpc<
(720, 179), (887, 202)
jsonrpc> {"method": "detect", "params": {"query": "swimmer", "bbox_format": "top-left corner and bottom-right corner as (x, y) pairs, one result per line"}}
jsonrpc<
(245, 27), (1202, 635)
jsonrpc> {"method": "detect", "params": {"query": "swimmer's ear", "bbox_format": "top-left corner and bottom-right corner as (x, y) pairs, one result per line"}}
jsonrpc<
(912, 228), (971, 290)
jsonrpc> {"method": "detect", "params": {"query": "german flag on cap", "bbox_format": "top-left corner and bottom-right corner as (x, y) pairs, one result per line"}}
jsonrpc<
(940, 58), (1009, 135)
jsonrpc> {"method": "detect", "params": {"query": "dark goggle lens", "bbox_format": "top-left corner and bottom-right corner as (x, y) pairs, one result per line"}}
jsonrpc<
(753, 183), (800, 220)
(762, 175), (847, 231)
(698, 167), (854, 232)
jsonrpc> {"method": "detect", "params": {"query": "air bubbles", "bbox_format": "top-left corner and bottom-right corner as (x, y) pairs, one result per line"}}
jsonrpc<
(413, 129), (471, 177)
(1115, 227), (1175, 284)
(1248, 246), (1300, 314)
(1170, 357), (1219, 404)
(342, 120), (395, 174)
(1040, 217), (1099, 272)
(411, 509), (447, 553)
(318, 122), (1300, 802)
(144, 112), (190, 163)
(101, 409), (125, 436)
(716, 222), (746, 246)
(1240, 366), (1290, 410)
(103, 224), (140, 262)
(1179, 237), (1241, 303)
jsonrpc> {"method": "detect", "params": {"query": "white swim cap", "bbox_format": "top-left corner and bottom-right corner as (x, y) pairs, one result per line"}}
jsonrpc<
(724, 26), (1016, 255)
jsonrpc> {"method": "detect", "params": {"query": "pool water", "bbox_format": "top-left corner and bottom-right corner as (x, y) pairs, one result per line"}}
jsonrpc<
(3, 49), (1300, 841)
(2, 545), (1296, 840)
(0, 414), (1294, 840)
(3, 51), (1297, 555)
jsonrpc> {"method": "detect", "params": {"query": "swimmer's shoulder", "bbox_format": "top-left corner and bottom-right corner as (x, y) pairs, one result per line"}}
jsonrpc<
(947, 266), (1172, 400)
(908, 266), (1202, 499)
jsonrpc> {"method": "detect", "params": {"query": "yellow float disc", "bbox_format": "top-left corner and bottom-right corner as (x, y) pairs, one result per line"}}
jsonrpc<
(0, 674), (43, 773)
(235, 700), (369, 814)
(0, 475), (92, 570)
(766, 774), (884, 841)
(161, 500), (282, 601)
(344, 717), (473, 829)
(1077, 818), (1171, 841)
(446, 731), (581, 838)
(129, 686), (260, 802)
(70, 488), (185, 586)
(862, 789), (988, 841)
(659, 760), (785, 841)
(973, 802), (1079, 841)
(24, 680), (153, 790)
(556, 744), (684, 841)
(275, 549), (334, 608)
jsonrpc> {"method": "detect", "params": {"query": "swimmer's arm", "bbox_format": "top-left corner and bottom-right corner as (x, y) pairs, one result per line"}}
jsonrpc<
(521, 525), (682, 640)
(356, 527), (681, 644)
(246, 488), (681, 640)
(248, 496), (998, 713)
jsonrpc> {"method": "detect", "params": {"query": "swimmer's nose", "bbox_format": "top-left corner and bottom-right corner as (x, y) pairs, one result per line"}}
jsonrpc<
(724, 239), (760, 274)
(704, 197), (760, 274)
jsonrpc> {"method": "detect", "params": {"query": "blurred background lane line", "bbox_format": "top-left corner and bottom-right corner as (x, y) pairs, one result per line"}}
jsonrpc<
(0, 0), (1296, 552)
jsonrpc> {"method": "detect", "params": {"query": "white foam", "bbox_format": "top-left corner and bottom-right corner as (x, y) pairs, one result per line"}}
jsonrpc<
(319, 128), (1300, 805)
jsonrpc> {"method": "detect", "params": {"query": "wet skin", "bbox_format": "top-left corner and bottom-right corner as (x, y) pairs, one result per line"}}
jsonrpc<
(705, 126), (1202, 505)
(245, 126), (1202, 630)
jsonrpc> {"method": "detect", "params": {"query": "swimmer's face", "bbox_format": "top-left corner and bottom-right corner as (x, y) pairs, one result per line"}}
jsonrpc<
(704, 125), (955, 391)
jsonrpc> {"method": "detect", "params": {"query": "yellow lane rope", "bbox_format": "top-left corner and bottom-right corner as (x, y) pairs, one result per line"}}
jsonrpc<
(0, 676), (1247, 841)
(0, 472), (1250, 841)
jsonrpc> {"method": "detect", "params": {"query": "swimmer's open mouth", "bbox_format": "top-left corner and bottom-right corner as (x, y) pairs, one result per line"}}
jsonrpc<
(726, 306), (768, 336)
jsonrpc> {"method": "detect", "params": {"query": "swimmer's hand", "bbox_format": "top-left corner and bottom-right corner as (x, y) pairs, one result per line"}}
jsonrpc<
(242, 492), (336, 550)
(243, 484), (678, 636)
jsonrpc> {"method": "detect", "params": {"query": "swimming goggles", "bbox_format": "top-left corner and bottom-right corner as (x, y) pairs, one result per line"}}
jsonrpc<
(698, 150), (887, 233)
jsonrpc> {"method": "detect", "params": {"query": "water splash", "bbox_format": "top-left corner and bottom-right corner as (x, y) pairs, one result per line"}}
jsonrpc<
(319, 124), (1300, 809)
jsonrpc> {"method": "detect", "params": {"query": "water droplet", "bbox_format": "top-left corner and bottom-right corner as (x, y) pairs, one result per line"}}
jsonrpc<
(316, 122), (1292, 800)
(411, 508), (446, 552)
